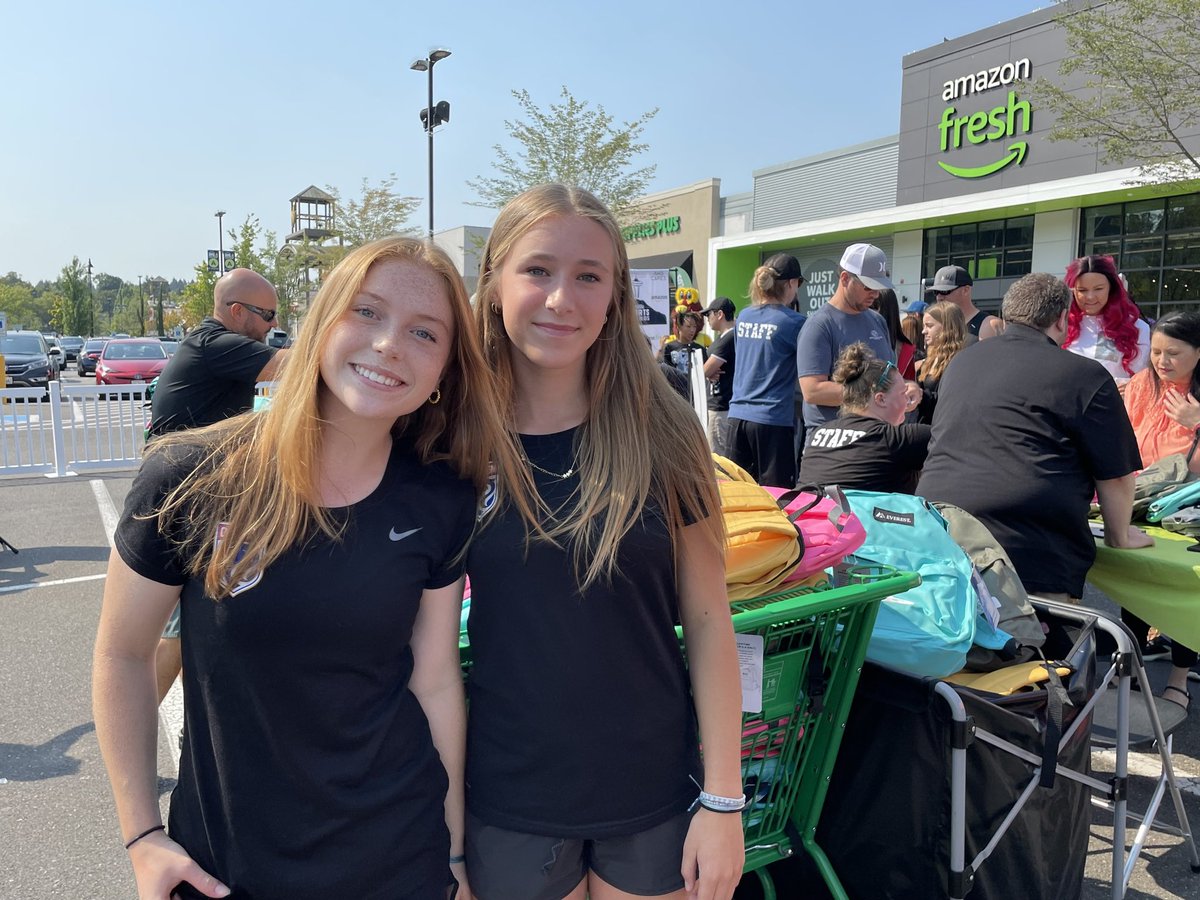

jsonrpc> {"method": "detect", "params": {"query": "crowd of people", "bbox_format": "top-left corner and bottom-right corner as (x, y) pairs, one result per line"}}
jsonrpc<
(90, 181), (1200, 899)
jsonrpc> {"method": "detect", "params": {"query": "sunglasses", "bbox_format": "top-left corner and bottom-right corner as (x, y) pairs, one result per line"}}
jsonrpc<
(874, 360), (897, 393)
(227, 300), (277, 323)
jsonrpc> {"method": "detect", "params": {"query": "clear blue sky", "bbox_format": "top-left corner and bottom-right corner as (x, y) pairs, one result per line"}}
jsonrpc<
(3, 0), (1050, 284)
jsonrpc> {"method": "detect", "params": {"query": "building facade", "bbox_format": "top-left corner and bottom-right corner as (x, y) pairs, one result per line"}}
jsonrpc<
(710, 2), (1200, 319)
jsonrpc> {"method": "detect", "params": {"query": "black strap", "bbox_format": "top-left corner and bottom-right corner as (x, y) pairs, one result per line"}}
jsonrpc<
(1186, 428), (1199, 466)
(1038, 664), (1071, 789)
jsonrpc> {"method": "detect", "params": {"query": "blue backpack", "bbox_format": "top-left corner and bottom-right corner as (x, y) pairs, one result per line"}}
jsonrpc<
(843, 490), (1014, 678)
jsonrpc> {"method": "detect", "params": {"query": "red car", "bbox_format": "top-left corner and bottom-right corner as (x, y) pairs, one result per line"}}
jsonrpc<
(95, 338), (169, 386)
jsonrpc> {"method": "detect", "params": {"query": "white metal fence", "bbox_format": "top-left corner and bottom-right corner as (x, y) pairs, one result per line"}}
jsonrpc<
(0, 380), (149, 478)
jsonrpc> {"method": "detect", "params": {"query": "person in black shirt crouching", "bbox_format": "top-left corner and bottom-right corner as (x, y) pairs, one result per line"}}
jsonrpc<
(799, 342), (931, 493)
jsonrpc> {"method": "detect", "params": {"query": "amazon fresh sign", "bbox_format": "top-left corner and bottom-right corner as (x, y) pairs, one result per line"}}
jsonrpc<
(937, 57), (1032, 179)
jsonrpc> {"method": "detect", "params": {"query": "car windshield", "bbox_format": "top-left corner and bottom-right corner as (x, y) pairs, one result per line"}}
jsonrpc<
(104, 342), (167, 360)
(2, 334), (44, 354)
(84, 340), (108, 351)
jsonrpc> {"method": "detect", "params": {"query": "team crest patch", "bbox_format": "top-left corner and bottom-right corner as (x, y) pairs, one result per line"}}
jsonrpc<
(214, 522), (263, 596)
(477, 472), (499, 522)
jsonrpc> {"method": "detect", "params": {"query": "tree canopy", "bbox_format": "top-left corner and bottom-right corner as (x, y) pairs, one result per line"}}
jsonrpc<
(467, 86), (659, 220)
(324, 174), (420, 248)
(1035, 0), (1200, 184)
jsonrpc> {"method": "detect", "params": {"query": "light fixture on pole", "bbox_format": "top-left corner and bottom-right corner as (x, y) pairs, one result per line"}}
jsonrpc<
(410, 49), (451, 240)
(215, 210), (226, 274)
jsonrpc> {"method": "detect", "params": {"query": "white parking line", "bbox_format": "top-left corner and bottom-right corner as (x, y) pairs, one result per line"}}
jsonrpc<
(90, 478), (119, 548)
(0, 572), (107, 594)
(1094, 748), (1200, 797)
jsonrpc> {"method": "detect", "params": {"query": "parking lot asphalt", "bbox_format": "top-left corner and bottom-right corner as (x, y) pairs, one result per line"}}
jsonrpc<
(1, 462), (1198, 898)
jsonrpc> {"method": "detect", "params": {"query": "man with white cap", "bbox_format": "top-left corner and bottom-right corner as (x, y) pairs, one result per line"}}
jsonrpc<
(797, 243), (920, 435)
(929, 265), (1002, 340)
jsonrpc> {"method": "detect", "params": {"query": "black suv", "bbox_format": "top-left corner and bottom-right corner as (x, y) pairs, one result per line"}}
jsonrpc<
(59, 336), (85, 364)
(77, 338), (109, 376)
(3, 330), (59, 393)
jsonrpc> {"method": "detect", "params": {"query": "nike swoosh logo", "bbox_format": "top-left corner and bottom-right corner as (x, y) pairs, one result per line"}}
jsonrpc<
(389, 527), (422, 542)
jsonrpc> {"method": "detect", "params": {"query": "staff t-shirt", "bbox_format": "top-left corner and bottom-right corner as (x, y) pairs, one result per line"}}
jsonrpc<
(114, 440), (477, 898)
(727, 304), (806, 427)
(800, 413), (931, 494)
(796, 305), (894, 429)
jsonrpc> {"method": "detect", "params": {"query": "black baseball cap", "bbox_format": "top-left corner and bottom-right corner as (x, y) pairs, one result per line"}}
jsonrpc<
(702, 297), (736, 318)
(764, 253), (805, 284)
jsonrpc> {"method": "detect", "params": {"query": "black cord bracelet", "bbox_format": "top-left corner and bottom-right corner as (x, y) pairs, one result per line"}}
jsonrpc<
(124, 824), (166, 850)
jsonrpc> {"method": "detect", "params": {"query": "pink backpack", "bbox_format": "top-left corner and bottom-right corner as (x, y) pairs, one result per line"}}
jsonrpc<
(763, 485), (868, 581)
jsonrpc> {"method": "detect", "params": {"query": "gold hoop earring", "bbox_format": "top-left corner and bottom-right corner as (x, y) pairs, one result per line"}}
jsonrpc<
(490, 303), (501, 315)
(429, 388), (441, 406)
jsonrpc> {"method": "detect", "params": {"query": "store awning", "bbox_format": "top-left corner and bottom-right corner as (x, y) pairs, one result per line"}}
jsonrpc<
(629, 250), (693, 278)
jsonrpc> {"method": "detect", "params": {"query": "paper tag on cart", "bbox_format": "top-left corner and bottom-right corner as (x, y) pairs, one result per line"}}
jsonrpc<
(737, 634), (764, 714)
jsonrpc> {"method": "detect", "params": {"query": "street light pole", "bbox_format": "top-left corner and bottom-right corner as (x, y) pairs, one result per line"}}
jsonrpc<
(137, 275), (145, 337)
(411, 49), (451, 240)
(215, 210), (226, 275)
(86, 258), (94, 337)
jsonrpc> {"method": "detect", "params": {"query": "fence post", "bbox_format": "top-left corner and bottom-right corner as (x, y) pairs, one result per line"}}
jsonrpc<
(46, 379), (74, 478)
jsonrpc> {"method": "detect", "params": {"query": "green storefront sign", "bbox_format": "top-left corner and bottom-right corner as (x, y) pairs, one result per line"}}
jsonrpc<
(623, 216), (681, 242)
(936, 58), (1034, 179)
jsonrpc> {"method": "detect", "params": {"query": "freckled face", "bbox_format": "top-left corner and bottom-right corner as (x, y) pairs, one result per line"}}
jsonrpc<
(495, 214), (616, 379)
(318, 259), (454, 428)
(1072, 272), (1111, 317)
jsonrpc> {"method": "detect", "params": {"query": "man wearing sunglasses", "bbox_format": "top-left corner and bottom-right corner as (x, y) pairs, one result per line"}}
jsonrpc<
(145, 269), (289, 708)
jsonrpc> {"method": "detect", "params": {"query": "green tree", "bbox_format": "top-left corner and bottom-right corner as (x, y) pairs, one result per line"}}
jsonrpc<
(179, 265), (216, 330)
(0, 281), (50, 331)
(228, 215), (269, 273)
(55, 257), (93, 336)
(467, 86), (660, 219)
(1034, 0), (1200, 184)
(324, 175), (420, 249)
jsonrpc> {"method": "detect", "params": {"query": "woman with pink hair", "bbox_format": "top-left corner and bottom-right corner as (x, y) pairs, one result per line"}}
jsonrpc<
(1062, 254), (1149, 389)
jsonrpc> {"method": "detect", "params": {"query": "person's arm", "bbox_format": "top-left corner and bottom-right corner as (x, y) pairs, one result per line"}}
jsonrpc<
(703, 354), (725, 380)
(257, 348), (288, 381)
(978, 316), (1005, 340)
(799, 374), (843, 407)
(409, 577), (472, 899)
(1095, 473), (1154, 549)
(676, 523), (744, 900)
(92, 552), (230, 899)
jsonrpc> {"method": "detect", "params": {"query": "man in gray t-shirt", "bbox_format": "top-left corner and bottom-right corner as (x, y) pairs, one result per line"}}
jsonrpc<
(797, 243), (917, 429)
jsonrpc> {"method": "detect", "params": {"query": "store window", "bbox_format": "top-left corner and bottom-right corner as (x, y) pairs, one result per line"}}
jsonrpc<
(922, 216), (1034, 305)
(1080, 193), (1200, 319)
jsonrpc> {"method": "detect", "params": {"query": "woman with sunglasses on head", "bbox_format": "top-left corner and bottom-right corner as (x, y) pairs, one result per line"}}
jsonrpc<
(799, 342), (931, 494)
(1062, 254), (1149, 392)
(468, 184), (744, 900)
(93, 238), (534, 899)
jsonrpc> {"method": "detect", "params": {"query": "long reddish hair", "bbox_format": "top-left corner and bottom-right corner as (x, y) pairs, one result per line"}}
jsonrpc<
(1063, 255), (1142, 375)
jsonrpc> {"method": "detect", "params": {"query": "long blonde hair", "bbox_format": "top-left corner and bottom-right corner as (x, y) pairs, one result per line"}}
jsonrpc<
(922, 301), (968, 382)
(151, 237), (533, 597)
(475, 184), (724, 588)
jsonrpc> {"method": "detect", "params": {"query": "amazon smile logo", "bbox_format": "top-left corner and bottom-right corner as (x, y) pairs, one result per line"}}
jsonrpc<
(935, 53), (1034, 180)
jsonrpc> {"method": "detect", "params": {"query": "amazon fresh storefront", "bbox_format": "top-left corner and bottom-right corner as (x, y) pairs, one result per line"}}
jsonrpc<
(710, 3), (1200, 318)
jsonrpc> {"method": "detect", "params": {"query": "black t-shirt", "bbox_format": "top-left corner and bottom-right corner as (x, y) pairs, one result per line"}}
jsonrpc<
(149, 318), (274, 435)
(707, 328), (736, 412)
(800, 413), (931, 494)
(465, 427), (701, 838)
(966, 309), (990, 337)
(114, 441), (477, 898)
(917, 323), (1142, 596)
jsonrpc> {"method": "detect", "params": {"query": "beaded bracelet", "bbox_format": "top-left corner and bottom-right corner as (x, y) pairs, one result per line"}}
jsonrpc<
(124, 824), (165, 850)
(688, 790), (748, 814)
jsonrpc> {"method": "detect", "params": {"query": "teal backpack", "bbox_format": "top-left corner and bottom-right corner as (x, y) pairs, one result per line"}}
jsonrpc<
(843, 490), (1016, 678)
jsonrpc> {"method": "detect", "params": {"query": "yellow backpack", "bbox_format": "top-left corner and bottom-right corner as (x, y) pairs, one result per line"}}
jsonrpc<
(714, 455), (804, 601)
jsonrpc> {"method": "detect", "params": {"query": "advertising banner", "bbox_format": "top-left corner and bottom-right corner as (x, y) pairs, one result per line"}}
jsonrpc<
(630, 268), (671, 345)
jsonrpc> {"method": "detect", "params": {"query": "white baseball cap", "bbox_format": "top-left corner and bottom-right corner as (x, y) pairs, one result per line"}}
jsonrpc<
(840, 243), (894, 291)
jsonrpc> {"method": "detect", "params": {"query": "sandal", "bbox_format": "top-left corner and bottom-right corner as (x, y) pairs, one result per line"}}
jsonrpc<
(1161, 684), (1191, 712)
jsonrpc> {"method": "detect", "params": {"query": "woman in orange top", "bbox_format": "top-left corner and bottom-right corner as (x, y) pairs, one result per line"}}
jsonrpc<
(1122, 311), (1200, 712)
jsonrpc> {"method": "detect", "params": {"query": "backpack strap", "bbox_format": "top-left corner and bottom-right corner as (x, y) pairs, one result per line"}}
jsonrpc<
(1038, 662), (1071, 789)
